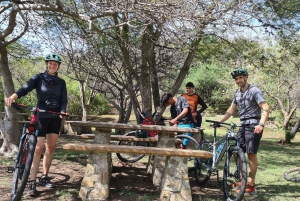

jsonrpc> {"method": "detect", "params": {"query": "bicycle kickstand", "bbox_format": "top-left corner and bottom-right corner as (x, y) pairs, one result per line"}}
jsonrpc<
(216, 170), (222, 186)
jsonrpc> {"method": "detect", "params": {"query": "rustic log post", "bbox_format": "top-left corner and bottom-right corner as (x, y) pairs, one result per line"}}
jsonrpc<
(160, 156), (192, 201)
(152, 131), (175, 187)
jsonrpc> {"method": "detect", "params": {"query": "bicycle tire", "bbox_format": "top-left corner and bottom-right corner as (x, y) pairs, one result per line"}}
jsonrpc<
(175, 134), (200, 149)
(11, 134), (37, 201)
(284, 167), (300, 182)
(222, 146), (247, 201)
(116, 131), (148, 163)
(194, 139), (213, 185)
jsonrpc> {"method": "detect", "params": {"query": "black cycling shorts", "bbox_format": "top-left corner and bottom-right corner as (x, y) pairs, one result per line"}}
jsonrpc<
(237, 126), (262, 154)
(38, 118), (62, 137)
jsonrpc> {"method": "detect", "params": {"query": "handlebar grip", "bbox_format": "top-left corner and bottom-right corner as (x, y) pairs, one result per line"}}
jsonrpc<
(47, 110), (70, 116)
(11, 102), (27, 110)
(61, 113), (70, 117)
(206, 119), (218, 123)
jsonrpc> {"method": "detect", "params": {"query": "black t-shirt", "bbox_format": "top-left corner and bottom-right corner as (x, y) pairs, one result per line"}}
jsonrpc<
(170, 96), (194, 124)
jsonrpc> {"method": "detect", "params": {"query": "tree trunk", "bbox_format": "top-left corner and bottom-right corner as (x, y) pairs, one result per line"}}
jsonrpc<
(78, 81), (93, 134)
(140, 25), (157, 114)
(285, 116), (300, 143)
(0, 42), (19, 156)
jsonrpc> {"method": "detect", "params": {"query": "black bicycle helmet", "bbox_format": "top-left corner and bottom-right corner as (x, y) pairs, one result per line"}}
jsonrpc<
(231, 68), (248, 79)
(44, 53), (62, 64)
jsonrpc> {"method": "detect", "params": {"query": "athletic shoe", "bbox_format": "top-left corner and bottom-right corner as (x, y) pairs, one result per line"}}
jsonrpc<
(237, 183), (257, 195)
(38, 175), (54, 188)
(27, 181), (37, 197)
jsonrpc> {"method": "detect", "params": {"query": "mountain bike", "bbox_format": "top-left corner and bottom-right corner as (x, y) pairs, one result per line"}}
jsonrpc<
(284, 167), (300, 182)
(116, 108), (200, 164)
(6, 103), (69, 201)
(194, 120), (252, 201)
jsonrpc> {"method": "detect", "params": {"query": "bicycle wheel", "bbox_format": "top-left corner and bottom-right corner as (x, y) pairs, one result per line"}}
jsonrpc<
(116, 131), (148, 163)
(175, 134), (200, 150)
(11, 135), (37, 201)
(175, 135), (200, 173)
(223, 146), (247, 201)
(194, 139), (213, 185)
(284, 167), (300, 182)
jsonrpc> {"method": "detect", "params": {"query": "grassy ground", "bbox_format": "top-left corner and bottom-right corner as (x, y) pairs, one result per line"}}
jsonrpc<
(0, 115), (299, 201)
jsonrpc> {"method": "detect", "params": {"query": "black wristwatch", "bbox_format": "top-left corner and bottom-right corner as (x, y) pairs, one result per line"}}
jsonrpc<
(259, 123), (264, 128)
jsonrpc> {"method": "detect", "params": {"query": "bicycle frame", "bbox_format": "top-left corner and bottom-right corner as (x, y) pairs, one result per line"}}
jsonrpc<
(7, 106), (39, 173)
(195, 120), (250, 201)
(211, 124), (239, 171)
(136, 108), (160, 137)
(198, 120), (248, 185)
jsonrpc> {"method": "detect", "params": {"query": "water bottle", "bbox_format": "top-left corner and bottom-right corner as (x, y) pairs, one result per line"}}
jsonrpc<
(215, 142), (225, 160)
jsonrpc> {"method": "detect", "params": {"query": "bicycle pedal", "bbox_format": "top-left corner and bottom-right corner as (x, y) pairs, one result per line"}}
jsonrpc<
(6, 167), (15, 173)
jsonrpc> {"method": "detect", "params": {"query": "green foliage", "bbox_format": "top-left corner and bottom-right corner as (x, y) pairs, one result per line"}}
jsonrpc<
(64, 78), (110, 116)
(182, 63), (233, 114)
(8, 58), (42, 107)
(253, 39), (300, 131)
(195, 35), (264, 68)
(265, 0), (300, 20)
(285, 130), (296, 143)
(89, 93), (111, 115)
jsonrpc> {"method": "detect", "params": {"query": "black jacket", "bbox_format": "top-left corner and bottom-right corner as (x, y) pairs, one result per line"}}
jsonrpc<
(16, 71), (68, 118)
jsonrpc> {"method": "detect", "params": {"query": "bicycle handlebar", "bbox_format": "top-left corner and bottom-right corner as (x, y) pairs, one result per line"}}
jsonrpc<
(136, 108), (146, 119)
(11, 102), (69, 117)
(206, 119), (254, 129)
(206, 119), (231, 126)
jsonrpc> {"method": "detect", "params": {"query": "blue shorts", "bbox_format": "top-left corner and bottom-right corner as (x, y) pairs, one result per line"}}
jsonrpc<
(177, 123), (194, 146)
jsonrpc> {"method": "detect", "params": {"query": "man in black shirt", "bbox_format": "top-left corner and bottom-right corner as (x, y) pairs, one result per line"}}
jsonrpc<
(161, 93), (194, 148)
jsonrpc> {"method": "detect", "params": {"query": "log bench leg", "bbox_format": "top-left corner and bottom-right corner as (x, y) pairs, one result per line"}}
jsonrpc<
(160, 156), (192, 201)
(79, 128), (112, 201)
(153, 155), (167, 186)
(153, 131), (176, 186)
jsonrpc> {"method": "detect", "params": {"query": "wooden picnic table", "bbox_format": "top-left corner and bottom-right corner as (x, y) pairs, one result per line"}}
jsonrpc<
(63, 121), (212, 201)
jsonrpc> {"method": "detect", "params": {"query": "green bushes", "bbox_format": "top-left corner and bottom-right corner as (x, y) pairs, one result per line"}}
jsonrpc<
(182, 63), (233, 114)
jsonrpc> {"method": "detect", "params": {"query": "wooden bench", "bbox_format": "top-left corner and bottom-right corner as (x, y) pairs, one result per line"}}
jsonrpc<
(78, 134), (159, 142)
(63, 121), (210, 201)
(77, 134), (196, 149)
(63, 143), (212, 158)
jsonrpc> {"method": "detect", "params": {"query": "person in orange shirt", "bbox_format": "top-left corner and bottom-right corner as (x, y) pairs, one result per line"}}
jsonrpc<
(182, 82), (207, 128)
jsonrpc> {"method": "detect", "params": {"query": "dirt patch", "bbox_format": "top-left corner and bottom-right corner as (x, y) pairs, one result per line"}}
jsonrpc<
(0, 135), (225, 201)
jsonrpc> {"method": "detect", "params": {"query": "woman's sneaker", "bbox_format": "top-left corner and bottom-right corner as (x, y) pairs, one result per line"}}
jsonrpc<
(27, 181), (37, 197)
(38, 175), (54, 188)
